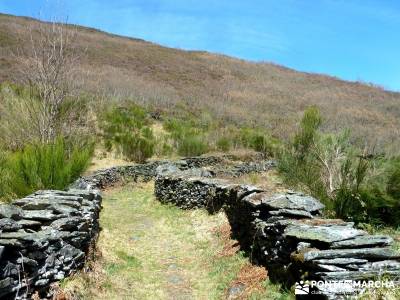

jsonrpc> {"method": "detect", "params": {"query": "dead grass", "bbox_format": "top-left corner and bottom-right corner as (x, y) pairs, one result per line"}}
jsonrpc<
(213, 223), (241, 258)
(85, 147), (133, 174)
(227, 264), (268, 300)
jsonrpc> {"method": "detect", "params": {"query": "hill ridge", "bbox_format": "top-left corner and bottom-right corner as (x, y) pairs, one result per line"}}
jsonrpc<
(0, 13), (399, 150)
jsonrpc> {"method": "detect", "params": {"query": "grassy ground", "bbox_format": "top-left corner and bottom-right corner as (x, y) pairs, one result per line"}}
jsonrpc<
(60, 181), (292, 300)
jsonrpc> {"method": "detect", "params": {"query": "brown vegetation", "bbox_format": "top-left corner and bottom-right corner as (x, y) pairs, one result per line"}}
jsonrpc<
(0, 13), (399, 151)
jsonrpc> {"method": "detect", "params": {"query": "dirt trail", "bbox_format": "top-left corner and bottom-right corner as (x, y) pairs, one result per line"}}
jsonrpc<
(60, 182), (289, 300)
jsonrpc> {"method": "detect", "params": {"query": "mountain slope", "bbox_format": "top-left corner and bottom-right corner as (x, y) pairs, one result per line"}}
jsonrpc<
(0, 13), (399, 150)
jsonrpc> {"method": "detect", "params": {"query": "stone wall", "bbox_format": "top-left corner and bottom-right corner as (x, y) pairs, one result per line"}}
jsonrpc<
(0, 155), (272, 299)
(0, 187), (101, 299)
(154, 167), (400, 299)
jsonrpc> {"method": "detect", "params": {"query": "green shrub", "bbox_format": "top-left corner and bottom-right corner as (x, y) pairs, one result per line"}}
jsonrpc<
(237, 128), (278, 156)
(0, 150), (14, 201)
(177, 135), (209, 157)
(101, 105), (155, 162)
(278, 106), (400, 226)
(387, 164), (400, 199)
(293, 106), (322, 159)
(164, 118), (209, 157)
(1, 138), (93, 200)
(216, 137), (231, 152)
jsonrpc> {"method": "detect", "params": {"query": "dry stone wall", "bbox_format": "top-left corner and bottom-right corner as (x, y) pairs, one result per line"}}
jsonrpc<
(0, 187), (101, 299)
(0, 155), (272, 299)
(154, 165), (400, 299)
(3, 153), (391, 299)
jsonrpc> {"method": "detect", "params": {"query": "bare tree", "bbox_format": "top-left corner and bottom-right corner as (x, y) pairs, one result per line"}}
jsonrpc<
(15, 17), (80, 144)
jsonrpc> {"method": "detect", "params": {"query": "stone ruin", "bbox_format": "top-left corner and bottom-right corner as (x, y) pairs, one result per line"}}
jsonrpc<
(0, 154), (399, 299)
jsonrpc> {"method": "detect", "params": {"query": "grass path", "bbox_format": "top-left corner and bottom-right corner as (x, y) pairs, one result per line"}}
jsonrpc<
(61, 182), (291, 300)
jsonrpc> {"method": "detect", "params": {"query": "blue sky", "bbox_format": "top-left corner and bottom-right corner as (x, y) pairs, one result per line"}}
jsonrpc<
(1, 0), (400, 91)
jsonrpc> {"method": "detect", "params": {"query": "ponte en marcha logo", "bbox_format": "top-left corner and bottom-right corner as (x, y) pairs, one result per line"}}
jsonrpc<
(294, 279), (398, 296)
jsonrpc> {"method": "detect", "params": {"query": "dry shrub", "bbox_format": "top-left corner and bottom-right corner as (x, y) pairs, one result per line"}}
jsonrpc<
(1, 14), (399, 152)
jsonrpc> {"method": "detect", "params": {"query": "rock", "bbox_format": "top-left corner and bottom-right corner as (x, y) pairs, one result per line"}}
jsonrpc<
(22, 210), (60, 221)
(16, 256), (38, 268)
(0, 277), (13, 297)
(2, 262), (19, 277)
(359, 260), (400, 271)
(60, 244), (84, 261)
(67, 189), (99, 201)
(316, 264), (347, 272)
(227, 283), (245, 299)
(270, 209), (313, 219)
(330, 235), (393, 248)
(156, 164), (181, 177)
(50, 204), (78, 215)
(17, 219), (42, 228)
(0, 246), (4, 260)
(0, 218), (22, 232)
(244, 192), (325, 213)
(51, 217), (82, 231)
(0, 230), (37, 241)
(0, 239), (23, 248)
(14, 197), (82, 210)
(54, 272), (65, 280)
(284, 224), (366, 243)
(180, 167), (214, 178)
(301, 247), (400, 261)
(235, 185), (263, 200)
(35, 279), (49, 287)
(297, 242), (312, 251)
(13, 198), (52, 210)
(0, 205), (24, 220)
(313, 258), (368, 265)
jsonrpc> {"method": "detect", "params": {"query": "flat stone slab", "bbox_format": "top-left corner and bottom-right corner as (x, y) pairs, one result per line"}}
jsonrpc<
(0, 205), (24, 220)
(316, 264), (347, 272)
(244, 192), (325, 213)
(67, 189), (99, 200)
(270, 209), (313, 219)
(284, 224), (366, 243)
(14, 197), (82, 210)
(359, 260), (400, 271)
(0, 218), (22, 232)
(236, 185), (264, 201)
(51, 217), (83, 231)
(301, 247), (400, 261)
(313, 258), (368, 265)
(22, 210), (60, 221)
(331, 235), (393, 248)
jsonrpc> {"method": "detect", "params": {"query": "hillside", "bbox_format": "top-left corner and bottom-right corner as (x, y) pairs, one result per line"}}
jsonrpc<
(0, 13), (399, 150)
